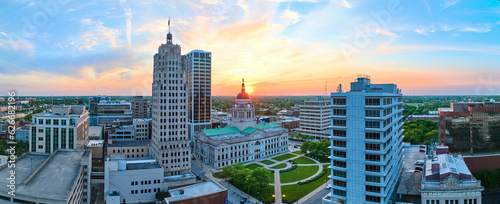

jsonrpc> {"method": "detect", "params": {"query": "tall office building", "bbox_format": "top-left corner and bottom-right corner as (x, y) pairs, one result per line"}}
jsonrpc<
(323, 76), (403, 204)
(184, 50), (212, 143)
(295, 97), (331, 140)
(131, 96), (148, 118)
(151, 23), (191, 176)
(29, 105), (89, 153)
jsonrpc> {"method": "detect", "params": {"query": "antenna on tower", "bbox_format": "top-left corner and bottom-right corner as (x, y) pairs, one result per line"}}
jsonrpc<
(168, 17), (171, 33)
(324, 81), (327, 96)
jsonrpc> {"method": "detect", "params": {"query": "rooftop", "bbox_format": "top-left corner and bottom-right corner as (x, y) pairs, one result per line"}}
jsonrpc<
(0, 150), (89, 201)
(424, 154), (473, 182)
(202, 126), (240, 136)
(108, 140), (151, 147)
(166, 180), (225, 202)
(256, 122), (280, 129)
(88, 125), (103, 138)
(126, 162), (162, 170)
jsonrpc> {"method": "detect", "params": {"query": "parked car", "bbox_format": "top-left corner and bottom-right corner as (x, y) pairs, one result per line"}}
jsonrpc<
(191, 157), (196, 160)
(414, 170), (422, 173)
(415, 166), (423, 171)
(240, 198), (248, 203)
(420, 145), (426, 148)
(326, 185), (332, 190)
(419, 149), (425, 152)
(415, 160), (424, 165)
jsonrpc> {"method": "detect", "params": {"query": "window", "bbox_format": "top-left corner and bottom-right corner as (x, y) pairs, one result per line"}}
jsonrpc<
(333, 140), (346, 148)
(365, 98), (380, 106)
(365, 132), (380, 140)
(365, 143), (380, 151)
(333, 160), (346, 168)
(366, 165), (381, 172)
(332, 119), (346, 127)
(61, 120), (67, 125)
(54, 120), (59, 125)
(333, 109), (346, 116)
(38, 129), (43, 132)
(333, 150), (346, 158)
(366, 175), (380, 183)
(332, 98), (346, 105)
(365, 121), (380, 128)
(131, 181), (134, 186)
(38, 119), (43, 124)
(332, 130), (346, 137)
(366, 185), (381, 193)
(333, 179), (346, 187)
(332, 170), (346, 178)
(333, 189), (346, 197)
(366, 195), (381, 203)
(365, 110), (380, 117)
(366, 154), (380, 162)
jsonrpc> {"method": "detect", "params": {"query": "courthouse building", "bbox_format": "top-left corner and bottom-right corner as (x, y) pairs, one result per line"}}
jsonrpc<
(194, 80), (289, 168)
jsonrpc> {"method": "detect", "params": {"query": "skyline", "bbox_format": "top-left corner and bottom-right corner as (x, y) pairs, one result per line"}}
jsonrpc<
(1, 0), (500, 96)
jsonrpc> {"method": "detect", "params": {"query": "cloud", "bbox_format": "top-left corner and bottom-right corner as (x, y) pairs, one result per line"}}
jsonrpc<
(120, 0), (133, 48)
(423, 0), (432, 17)
(75, 19), (120, 51)
(282, 9), (300, 25)
(442, 0), (460, 9)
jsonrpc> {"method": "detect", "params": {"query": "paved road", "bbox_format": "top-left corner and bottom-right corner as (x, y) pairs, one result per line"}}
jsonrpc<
(190, 160), (207, 180)
(302, 188), (329, 204)
(91, 183), (104, 204)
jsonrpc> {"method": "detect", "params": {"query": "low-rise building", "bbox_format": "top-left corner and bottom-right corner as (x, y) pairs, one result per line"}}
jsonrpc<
(88, 140), (104, 164)
(164, 180), (227, 204)
(108, 125), (135, 141)
(133, 118), (151, 141)
(105, 155), (163, 204)
(406, 114), (439, 122)
(295, 97), (331, 140)
(15, 125), (30, 142)
(0, 149), (92, 203)
(29, 105), (89, 153)
(420, 153), (483, 204)
(88, 125), (103, 140)
(107, 140), (151, 158)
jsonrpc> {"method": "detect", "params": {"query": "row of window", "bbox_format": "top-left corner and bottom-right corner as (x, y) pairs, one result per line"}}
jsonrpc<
(131, 179), (161, 186)
(36, 118), (75, 125)
(130, 188), (161, 194)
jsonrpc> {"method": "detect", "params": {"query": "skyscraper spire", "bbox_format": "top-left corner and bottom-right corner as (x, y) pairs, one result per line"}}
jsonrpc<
(167, 17), (173, 44)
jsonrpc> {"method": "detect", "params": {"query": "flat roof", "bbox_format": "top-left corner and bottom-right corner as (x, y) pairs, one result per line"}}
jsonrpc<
(108, 140), (151, 147)
(126, 162), (162, 170)
(88, 126), (103, 138)
(0, 150), (87, 201)
(166, 181), (225, 202)
(256, 122), (280, 129)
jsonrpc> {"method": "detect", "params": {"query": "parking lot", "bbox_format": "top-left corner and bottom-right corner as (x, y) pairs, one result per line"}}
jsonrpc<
(402, 145), (426, 173)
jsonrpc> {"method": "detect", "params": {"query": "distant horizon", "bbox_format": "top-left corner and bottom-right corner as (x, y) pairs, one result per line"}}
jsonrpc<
(3, 94), (500, 97)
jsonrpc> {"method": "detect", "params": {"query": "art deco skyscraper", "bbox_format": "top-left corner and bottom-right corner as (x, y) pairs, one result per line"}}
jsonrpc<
(151, 22), (191, 176)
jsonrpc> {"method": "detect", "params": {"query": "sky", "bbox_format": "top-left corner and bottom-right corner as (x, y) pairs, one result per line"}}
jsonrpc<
(1, 0), (500, 96)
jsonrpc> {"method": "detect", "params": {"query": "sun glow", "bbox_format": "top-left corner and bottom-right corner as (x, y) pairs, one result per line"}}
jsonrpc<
(246, 86), (253, 94)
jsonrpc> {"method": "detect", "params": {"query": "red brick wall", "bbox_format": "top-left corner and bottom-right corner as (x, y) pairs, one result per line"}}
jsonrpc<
(463, 155), (500, 173)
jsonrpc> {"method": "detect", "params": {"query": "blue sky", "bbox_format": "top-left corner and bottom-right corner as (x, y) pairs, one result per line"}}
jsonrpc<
(0, 0), (499, 96)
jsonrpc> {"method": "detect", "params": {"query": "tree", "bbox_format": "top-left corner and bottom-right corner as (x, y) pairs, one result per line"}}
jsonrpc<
(301, 141), (310, 154)
(480, 169), (499, 189)
(251, 167), (272, 193)
(155, 190), (169, 200)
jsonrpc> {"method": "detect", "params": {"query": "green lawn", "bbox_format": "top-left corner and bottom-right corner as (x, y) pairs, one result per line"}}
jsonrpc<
(261, 160), (275, 165)
(213, 171), (224, 179)
(245, 163), (264, 170)
(292, 157), (316, 164)
(271, 153), (297, 161)
(254, 185), (275, 204)
(281, 165), (331, 203)
(270, 163), (287, 169)
(292, 150), (304, 154)
(280, 166), (319, 183)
